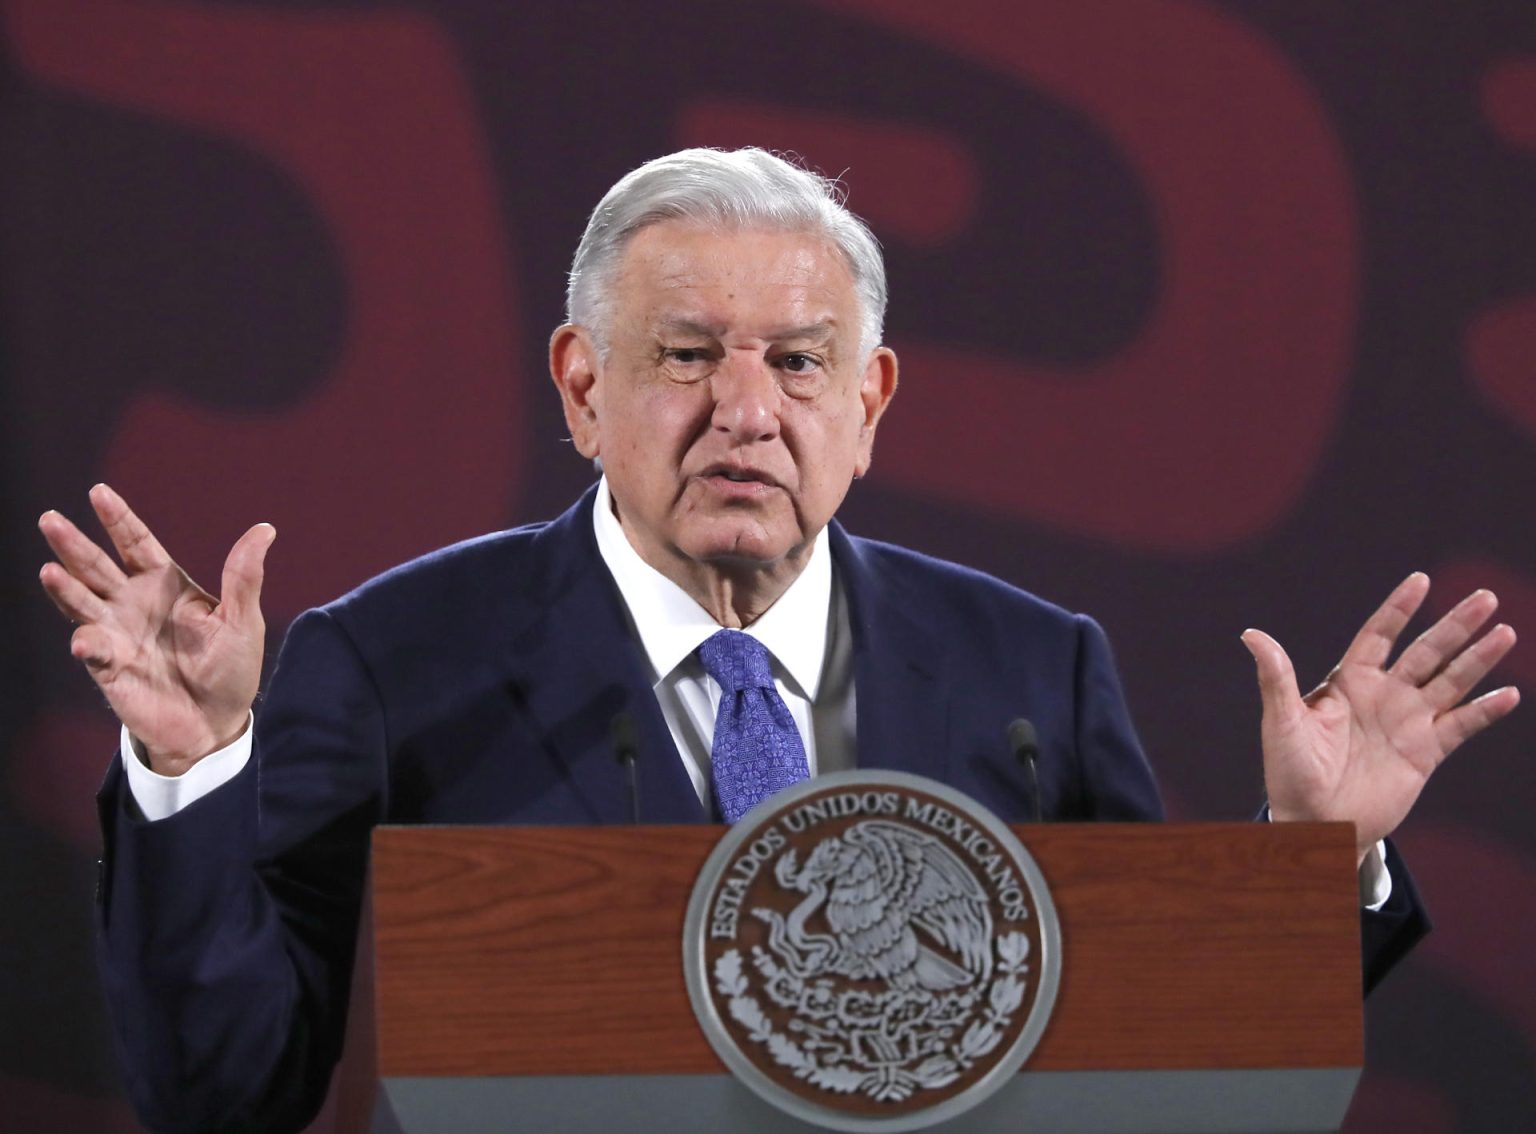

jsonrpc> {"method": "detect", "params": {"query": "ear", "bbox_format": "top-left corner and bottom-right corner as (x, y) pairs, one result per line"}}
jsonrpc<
(549, 324), (603, 459)
(853, 346), (899, 476)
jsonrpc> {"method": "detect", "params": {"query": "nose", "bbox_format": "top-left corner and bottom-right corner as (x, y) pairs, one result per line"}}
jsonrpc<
(710, 352), (780, 442)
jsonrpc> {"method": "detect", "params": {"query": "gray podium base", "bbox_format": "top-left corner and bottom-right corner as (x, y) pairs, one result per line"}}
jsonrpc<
(375, 1068), (1360, 1134)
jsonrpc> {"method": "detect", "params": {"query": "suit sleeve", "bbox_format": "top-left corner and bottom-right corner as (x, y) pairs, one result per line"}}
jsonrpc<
(1361, 840), (1431, 995)
(95, 609), (387, 1134)
(1072, 614), (1165, 821)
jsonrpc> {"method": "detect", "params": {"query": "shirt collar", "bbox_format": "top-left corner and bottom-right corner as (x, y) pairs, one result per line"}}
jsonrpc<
(591, 476), (831, 699)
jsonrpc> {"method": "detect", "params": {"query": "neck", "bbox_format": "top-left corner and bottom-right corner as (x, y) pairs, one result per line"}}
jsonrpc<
(661, 549), (810, 627)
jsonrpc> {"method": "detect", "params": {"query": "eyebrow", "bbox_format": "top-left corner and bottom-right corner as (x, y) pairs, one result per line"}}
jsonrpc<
(771, 322), (836, 343)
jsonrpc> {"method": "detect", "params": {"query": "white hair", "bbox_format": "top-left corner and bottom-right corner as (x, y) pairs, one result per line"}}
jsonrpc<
(566, 147), (887, 357)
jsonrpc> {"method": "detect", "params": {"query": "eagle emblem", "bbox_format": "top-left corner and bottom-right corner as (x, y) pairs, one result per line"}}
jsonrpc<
(756, 821), (993, 994)
(686, 772), (1058, 1130)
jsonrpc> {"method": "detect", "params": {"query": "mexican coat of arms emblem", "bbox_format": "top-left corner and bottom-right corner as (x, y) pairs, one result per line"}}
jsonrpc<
(684, 771), (1060, 1131)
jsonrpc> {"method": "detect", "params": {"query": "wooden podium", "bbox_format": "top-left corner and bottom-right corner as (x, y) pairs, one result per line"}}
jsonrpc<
(332, 822), (1363, 1134)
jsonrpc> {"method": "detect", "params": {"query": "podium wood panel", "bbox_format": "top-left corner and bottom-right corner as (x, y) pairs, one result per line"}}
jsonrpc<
(367, 822), (1360, 1079)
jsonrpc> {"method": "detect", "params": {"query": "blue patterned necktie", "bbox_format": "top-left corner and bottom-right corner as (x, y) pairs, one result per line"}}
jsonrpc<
(697, 629), (810, 823)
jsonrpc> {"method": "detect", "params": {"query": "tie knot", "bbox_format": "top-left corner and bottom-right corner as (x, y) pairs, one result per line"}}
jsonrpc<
(697, 629), (776, 693)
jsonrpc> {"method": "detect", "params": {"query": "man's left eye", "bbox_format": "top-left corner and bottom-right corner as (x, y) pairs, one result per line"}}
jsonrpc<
(779, 353), (820, 373)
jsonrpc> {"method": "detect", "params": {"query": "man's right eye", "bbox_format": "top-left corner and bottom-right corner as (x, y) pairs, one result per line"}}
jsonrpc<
(663, 347), (718, 367)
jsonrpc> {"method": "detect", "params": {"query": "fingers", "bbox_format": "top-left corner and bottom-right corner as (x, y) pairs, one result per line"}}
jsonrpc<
(37, 508), (128, 599)
(1390, 587), (1499, 686)
(69, 623), (119, 674)
(89, 483), (172, 573)
(1435, 685), (1521, 756)
(38, 561), (110, 624)
(1241, 628), (1303, 725)
(1340, 572), (1431, 669)
(219, 523), (276, 626)
(1422, 622), (1517, 712)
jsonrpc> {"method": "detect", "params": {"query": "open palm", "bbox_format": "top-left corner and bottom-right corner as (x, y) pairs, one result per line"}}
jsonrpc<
(1244, 573), (1519, 860)
(39, 484), (274, 776)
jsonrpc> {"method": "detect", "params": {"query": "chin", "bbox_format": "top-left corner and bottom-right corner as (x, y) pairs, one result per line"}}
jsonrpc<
(680, 524), (802, 571)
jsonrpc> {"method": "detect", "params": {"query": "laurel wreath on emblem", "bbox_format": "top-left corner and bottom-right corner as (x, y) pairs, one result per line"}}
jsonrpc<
(710, 820), (1033, 1104)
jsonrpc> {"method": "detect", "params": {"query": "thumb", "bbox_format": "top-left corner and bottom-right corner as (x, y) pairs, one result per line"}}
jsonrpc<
(220, 522), (276, 626)
(1241, 627), (1303, 727)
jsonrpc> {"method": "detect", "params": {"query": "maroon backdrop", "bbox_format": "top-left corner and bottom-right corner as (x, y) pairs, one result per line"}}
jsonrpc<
(3, 1), (1533, 1130)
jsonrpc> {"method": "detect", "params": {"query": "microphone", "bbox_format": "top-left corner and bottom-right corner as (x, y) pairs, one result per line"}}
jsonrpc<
(1007, 718), (1043, 824)
(611, 711), (641, 824)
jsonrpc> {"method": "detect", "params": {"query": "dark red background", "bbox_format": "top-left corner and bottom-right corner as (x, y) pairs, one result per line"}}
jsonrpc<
(2, 1), (1533, 1129)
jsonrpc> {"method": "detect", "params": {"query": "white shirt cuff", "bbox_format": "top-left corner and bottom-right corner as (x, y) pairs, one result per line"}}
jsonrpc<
(119, 714), (255, 822)
(1360, 839), (1392, 911)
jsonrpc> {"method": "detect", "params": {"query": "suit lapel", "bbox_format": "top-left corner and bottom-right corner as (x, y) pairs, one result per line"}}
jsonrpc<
(505, 489), (707, 825)
(829, 525), (951, 784)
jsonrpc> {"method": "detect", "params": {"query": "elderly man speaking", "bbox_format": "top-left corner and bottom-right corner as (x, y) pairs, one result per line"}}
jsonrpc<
(38, 148), (1519, 1134)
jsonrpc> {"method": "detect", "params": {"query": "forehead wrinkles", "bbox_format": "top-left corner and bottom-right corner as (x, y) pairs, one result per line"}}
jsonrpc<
(650, 285), (850, 353)
(616, 226), (857, 323)
(650, 241), (836, 289)
(608, 224), (872, 354)
(644, 269), (838, 329)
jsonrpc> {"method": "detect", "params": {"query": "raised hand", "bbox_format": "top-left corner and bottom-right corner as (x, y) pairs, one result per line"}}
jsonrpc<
(38, 484), (275, 776)
(1242, 573), (1520, 862)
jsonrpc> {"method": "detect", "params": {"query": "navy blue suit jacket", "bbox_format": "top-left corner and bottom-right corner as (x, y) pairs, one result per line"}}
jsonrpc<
(94, 488), (1428, 1134)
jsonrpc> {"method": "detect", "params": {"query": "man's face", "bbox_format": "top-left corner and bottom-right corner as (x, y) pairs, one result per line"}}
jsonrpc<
(552, 221), (897, 593)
